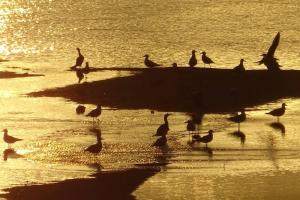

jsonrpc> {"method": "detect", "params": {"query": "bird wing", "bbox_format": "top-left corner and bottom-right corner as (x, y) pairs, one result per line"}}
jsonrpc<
(267, 32), (280, 57)
(147, 60), (160, 67)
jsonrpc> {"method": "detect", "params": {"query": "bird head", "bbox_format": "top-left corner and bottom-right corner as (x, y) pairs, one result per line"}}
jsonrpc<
(192, 50), (196, 53)
(172, 63), (177, 67)
(282, 103), (286, 108)
(97, 104), (102, 108)
(2, 129), (8, 133)
(76, 48), (80, 51)
(208, 130), (214, 134)
(144, 54), (149, 58)
(241, 58), (246, 62)
(201, 51), (206, 55)
(85, 62), (89, 67)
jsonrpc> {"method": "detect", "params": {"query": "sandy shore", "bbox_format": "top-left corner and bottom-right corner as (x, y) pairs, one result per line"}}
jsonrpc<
(0, 168), (159, 200)
(0, 71), (44, 79)
(29, 68), (300, 113)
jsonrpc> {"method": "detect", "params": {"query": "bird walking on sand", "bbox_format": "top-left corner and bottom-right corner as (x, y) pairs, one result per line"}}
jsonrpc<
(152, 135), (167, 147)
(85, 130), (103, 154)
(82, 62), (90, 81)
(86, 105), (102, 124)
(256, 32), (281, 71)
(266, 103), (286, 122)
(3, 129), (22, 148)
(71, 48), (84, 69)
(144, 54), (161, 68)
(201, 51), (214, 68)
(76, 68), (84, 83)
(189, 50), (197, 67)
(154, 113), (171, 137)
(228, 110), (246, 131)
(233, 59), (246, 72)
(199, 130), (214, 147)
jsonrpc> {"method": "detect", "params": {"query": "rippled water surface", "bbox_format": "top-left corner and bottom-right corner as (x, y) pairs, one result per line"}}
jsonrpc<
(0, 0), (300, 199)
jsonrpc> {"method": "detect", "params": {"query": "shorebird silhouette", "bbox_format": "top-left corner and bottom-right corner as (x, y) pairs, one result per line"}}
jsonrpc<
(172, 63), (178, 68)
(199, 130), (214, 147)
(189, 50), (197, 67)
(76, 105), (86, 114)
(256, 32), (281, 70)
(144, 54), (161, 68)
(266, 103), (286, 122)
(233, 59), (246, 71)
(76, 68), (84, 83)
(82, 62), (90, 81)
(86, 105), (102, 123)
(85, 130), (102, 154)
(3, 129), (22, 148)
(152, 135), (167, 147)
(228, 110), (246, 131)
(154, 113), (171, 137)
(71, 48), (84, 69)
(201, 51), (214, 68)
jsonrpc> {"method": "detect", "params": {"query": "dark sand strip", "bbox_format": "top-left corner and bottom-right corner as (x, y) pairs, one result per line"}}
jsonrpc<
(0, 168), (159, 200)
(0, 71), (44, 79)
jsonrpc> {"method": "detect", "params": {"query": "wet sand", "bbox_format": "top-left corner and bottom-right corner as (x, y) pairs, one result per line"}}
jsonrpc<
(0, 168), (159, 200)
(0, 71), (44, 79)
(29, 68), (300, 113)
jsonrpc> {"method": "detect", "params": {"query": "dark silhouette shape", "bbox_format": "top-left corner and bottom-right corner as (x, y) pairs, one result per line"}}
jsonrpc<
(152, 135), (167, 147)
(3, 129), (22, 148)
(185, 120), (196, 134)
(192, 134), (201, 142)
(270, 122), (285, 136)
(3, 148), (23, 161)
(189, 50), (197, 67)
(82, 62), (91, 81)
(256, 32), (281, 70)
(144, 55), (160, 68)
(172, 63), (177, 68)
(233, 59), (246, 72)
(190, 112), (204, 133)
(154, 113), (171, 137)
(201, 51), (214, 68)
(199, 130), (214, 147)
(228, 110), (246, 131)
(86, 105), (102, 123)
(76, 105), (86, 114)
(266, 103), (286, 122)
(203, 147), (213, 158)
(71, 48), (84, 69)
(76, 69), (84, 83)
(85, 129), (102, 154)
(229, 131), (246, 145)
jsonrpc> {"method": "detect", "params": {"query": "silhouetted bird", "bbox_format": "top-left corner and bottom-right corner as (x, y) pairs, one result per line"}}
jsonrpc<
(256, 32), (281, 70)
(152, 135), (167, 147)
(233, 59), (246, 71)
(154, 113), (171, 137)
(86, 105), (102, 123)
(82, 62), (91, 81)
(201, 51), (214, 68)
(172, 63), (178, 68)
(76, 68), (84, 83)
(76, 105), (86, 114)
(266, 103), (286, 122)
(189, 50), (197, 67)
(85, 131), (102, 154)
(228, 110), (246, 131)
(71, 48), (84, 69)
(144, 54), (160, 68)
(196, 130), (214, 147)
(3, 129), (22, 148)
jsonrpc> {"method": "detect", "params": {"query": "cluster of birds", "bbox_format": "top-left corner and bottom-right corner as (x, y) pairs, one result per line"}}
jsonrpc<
(71, 48), (91, 83)
(152, 102), (286, 148)
(144, 32), (282, 71)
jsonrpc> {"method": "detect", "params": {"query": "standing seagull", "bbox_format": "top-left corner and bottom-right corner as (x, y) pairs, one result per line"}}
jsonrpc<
(82, 62), (91, 81)
(144, 55), (161, 68)
(71, 48), (84, 69)
(85, 131), (102, 154)
(154, 113), (171, 137)
(233, 59), (246, 72)
(266, 103), (286, 122)
(256, 32), (281, 70)
(199, 130), (214, 147)
(3, 129), (22, 148)
(86, 105), (102, 124)
(228, 110), (246, 131)
(189, 50), (197, 67)
(201, 51), (214, 68)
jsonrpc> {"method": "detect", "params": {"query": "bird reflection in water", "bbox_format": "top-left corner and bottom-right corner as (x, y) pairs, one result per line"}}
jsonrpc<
(3, 148), (23, 161)
(270, 122), (285, 137)
(229, 131), (246, 145)
(85, 128), (103, 154)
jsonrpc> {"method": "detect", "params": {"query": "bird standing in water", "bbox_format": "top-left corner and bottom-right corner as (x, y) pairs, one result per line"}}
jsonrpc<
(86, 105), (102, 124)
(71, 48), (84, 69)
(199, 130), (214, 147)
(201, 51), (214, 68)
(228, 110), (246, 131)
(144, 54), (161, 68)
(266, 103), (286, 122)
(3, 129), (22, 148)
(154, 113), (171, 137)
(189, 50), (197, 67)
(233, 59), (246, 71)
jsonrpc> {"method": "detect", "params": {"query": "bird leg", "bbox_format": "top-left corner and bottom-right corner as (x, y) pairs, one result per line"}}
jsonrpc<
(238, 123), (240, 132)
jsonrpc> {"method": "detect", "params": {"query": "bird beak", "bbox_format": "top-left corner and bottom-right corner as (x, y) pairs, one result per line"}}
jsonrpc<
(184, 121), (188, 123)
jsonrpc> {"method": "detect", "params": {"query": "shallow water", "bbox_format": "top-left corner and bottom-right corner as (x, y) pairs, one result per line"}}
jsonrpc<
(0, 0), (300, 199)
